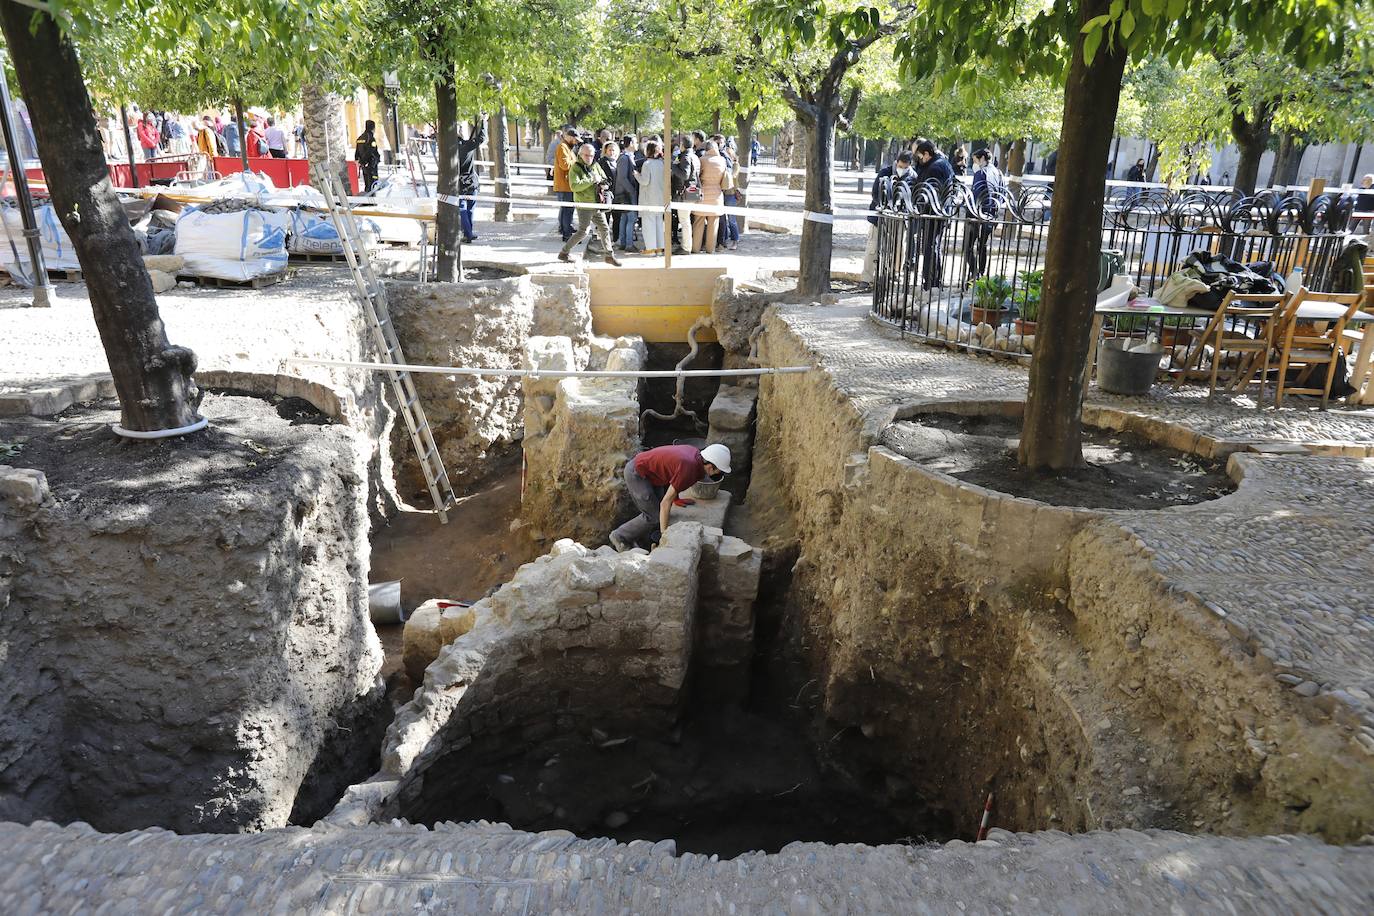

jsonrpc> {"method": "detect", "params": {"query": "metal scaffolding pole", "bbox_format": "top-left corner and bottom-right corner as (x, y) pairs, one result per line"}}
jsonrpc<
(0, 57), (53, 307)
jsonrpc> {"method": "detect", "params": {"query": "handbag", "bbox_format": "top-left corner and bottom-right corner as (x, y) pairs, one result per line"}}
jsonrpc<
(721, 166), (736, 192)
(681, 182), (703, 203)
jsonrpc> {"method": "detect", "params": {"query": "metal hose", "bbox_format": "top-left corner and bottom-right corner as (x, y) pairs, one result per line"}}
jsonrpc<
(639, 315), (713, 435)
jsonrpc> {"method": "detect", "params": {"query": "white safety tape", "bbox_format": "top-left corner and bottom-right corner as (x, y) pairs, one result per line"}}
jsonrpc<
(802, 211), (835, 224)
(435, 191), (874, 220)
(286, 356), (812, 379)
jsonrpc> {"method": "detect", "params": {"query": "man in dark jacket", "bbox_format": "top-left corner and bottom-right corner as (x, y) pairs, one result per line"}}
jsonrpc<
(456, 116), (487, 243)
(614, 135), (640, 251)
(912, 138), (954, 290)
(1126, 158), (1147, 183)
(355, 120), (381, 193)
(965, 148), (1006, 283)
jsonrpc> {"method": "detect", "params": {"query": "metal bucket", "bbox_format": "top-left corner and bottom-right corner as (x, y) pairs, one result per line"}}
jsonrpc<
(368, 580), (404, 624)
(687, 473), (723, 500)
(1097, 339), (1164, 395)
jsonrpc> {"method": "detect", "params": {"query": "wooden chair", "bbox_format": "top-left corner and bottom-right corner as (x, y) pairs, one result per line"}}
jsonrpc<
(1171, 290), (1286, 398)
(1340, 262), (1374, 403)
(1274, 288), (1367, 408)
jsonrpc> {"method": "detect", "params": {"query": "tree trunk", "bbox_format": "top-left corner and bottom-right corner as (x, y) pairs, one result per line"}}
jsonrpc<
(234, 97), (250, 173)
(1145, 141), (1160, 183)
(374, 88), (399, 164)
(434, 70), (462, 281)
(1229, 94), (1273, 197)
(776, 120), (796, 186)
(490, 103), (511, 223)
(787, 121), (806, 191)
(1008, 138), (1027, 177)
(119, 103), (139, 188)
(734, 106), (759, 191)
(1018, 0), (1128, 470)
(712, 108), (721, 134)
(538, 99), (550, 151)
(0, 3), (200, 432)
(796, 108), (836, 298)
(302, 82), (348, 190)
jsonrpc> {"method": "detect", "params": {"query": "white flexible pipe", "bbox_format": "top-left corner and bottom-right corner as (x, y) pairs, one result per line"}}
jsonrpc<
(111, 416), (210, 439)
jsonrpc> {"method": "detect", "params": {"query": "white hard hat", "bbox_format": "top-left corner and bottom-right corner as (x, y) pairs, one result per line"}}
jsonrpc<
(700, 443), (731, 474)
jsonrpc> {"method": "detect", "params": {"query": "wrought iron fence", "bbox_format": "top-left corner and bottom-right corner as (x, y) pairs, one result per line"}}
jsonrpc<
(870, 179), (1356, 366)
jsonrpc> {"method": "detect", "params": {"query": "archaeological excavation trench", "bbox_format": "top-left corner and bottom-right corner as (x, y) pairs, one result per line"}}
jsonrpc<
(3, 272), (1371, 865)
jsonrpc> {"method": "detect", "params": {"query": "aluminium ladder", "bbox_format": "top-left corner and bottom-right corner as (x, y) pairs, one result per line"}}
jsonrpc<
(309, 163), (457, 523)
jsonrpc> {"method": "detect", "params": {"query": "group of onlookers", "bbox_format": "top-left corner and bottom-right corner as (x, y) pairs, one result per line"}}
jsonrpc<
(865, 137), (1007, 288)
(101, 108), (305, 164)
(548, 126), (749, 264)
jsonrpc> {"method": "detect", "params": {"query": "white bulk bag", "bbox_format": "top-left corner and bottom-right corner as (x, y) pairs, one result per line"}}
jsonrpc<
(173, 206), (289, 281)
(0, 202), (82, 273)
(175, 170), (277, 201)
(360, 174), (433, 245)
(287, 208), (379, 255)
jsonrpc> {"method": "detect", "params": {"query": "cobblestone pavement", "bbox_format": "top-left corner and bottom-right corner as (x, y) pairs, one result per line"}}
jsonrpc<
(779, 301), (1374, 448)
(1117, 455), (1374, 735)
(3, 820), (1372, 914)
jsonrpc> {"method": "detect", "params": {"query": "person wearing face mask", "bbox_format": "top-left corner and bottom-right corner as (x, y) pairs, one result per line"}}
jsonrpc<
(864, 151), (914, 282)
(965, 148), (1005, 284)
(912, 138), (954, 290)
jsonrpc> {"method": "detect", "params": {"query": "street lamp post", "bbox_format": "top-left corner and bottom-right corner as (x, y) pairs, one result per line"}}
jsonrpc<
(0, 54), (53, 307)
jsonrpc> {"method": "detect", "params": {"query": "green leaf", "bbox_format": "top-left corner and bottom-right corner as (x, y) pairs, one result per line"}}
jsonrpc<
(1142, 0), (1163, 15)
(1081, 14), (1110, 34)
(1121, 10), (1135, 38)
(1167, 0), (1185, 17)
(1083, 26), (1103, 64)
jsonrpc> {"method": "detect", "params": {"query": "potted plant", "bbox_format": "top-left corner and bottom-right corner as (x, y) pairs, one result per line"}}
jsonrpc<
(1105, 314), (1197, 347)
(970, 274), (1014, 327)
(1013, 269), (1043, 335)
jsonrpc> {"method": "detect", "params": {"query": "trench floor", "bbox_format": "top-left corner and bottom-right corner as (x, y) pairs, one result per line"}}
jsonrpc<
(370, 454), (533, 680)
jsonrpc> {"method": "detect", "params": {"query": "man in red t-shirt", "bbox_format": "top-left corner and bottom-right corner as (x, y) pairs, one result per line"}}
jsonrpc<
(610, 442), (731, 551)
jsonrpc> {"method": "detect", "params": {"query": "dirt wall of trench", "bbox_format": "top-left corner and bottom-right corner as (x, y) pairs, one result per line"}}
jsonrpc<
(747, 305), (1374, 842)
(0, 394), (384, 833)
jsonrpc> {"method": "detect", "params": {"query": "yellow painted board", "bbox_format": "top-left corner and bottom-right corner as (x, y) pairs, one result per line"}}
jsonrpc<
(591, 304), (717, 343)
(587, 264), (726, 308)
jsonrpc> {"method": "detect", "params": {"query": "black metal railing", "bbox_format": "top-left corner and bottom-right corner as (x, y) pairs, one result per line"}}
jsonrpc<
(870, 180), (1355, 365)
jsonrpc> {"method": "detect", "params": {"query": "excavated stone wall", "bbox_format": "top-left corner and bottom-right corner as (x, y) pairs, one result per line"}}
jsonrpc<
(520, 334), (647, 546)
(327, 522), (760, 826)
(748, 306), (1374, 842)
(386, 274), (593, 498)
(0, 394), (383, 833)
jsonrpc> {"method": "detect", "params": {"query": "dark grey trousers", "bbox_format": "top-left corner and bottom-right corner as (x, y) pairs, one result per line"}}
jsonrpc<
(611, 463), (664, 544)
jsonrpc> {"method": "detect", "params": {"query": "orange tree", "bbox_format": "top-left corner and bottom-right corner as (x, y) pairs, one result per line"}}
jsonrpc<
(0, 0), (356, 434)
(886, 0), (1368, 470)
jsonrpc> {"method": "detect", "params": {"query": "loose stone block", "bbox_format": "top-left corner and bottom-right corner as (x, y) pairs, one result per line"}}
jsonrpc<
(0, 467), (49, 509)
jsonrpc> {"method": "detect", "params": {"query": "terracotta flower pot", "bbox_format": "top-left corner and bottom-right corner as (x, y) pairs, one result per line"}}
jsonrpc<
(971, 305), (1009, 327)
(1014, 318), (1038, 336)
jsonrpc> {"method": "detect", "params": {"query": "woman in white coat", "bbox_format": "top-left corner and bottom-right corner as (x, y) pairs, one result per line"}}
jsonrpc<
(635, 139), (667, 255)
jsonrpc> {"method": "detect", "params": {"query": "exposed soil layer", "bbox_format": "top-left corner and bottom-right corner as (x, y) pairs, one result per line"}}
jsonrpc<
(881, 413), (1234, 509)
(0, 390), (385, 833)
